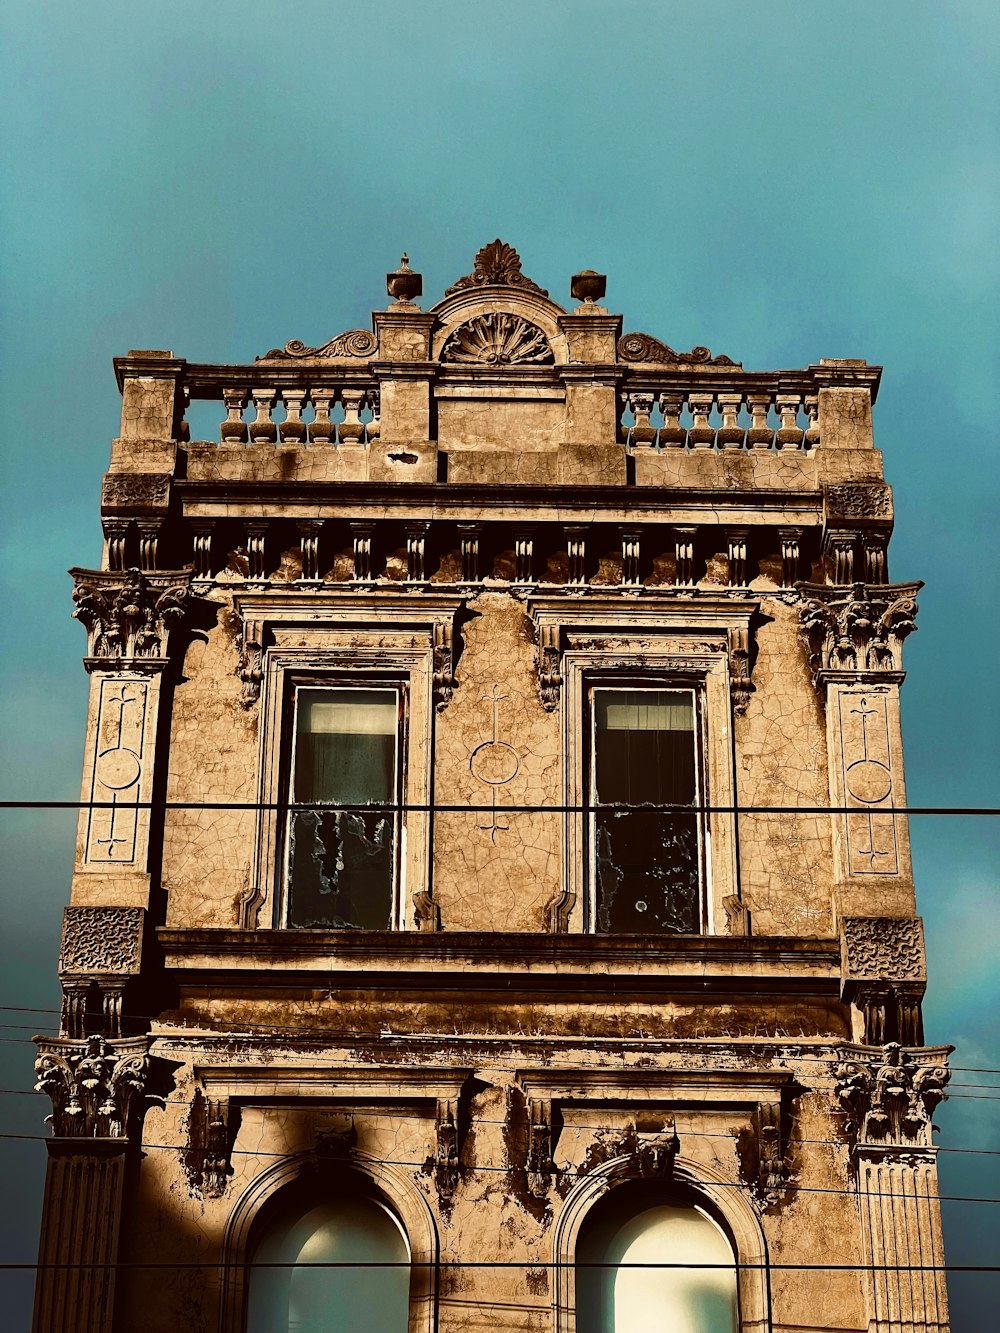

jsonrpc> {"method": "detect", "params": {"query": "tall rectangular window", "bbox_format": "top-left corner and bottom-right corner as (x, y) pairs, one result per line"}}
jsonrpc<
(590, 687), (701, 934)
(285, 687), (401, 929)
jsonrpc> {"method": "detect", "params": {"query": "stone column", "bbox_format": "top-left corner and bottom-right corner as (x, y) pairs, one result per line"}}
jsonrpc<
(32, 1036), (148, 1333)
(835, 1045), (951, 1333)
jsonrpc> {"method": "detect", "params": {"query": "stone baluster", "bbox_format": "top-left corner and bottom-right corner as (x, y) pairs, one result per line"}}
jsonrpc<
(406, 523), (429, 584)
(658, 393), (687, 448)
(249, 389), (277, 444)
(309, 392), (336, 444)
(674, 527), (696, 586)
(804, 393), (821, 448)
(779, 528), (802, 587)
(192, 523), (214, 580)
(864, 535), (888, 584)
(565, 525), (587, 588)
(775, 392), (805, 450)
(629, 392), (657, 446)
(298, 520), (323, 583)
(514, 530), (535, 585)
(220, 389), (248, 443)
(687, 393), (716, 449)
(136, 521), (160, 571)
(339, 389), (366, 443)
(717, 393), (745, 449)
(351, 523), (375, 583)
(103, 520), (129, 572)
(366, 388), (381, 441)
(245, 523), (268, 583)
(621, 529), (642, 587)
(279, 390), (307, 444)
(746, 393), (773, 448)
(727, 528), (749, 587)
(458, 524), (480, 584)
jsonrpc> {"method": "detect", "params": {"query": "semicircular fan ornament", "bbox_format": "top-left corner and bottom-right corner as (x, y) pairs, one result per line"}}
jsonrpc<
(440, 313), (554, 366)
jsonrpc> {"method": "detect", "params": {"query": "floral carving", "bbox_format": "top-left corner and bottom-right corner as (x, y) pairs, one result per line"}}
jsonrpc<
(842, 918), (926, 983)
(797, 581), (921, 682)
(72, 568), (190, 661)
(235, 630), (263, 709)
(445, 239), (548, 296)
(835, 1044), (949, 1148)
(34, 1036), (148, 1138)
(101, 473), (170, 510)
(824, 483), (892, 520)
(257, 329), (378, 360)
(441, 313), (553, 366)
(59, 907), (144, 977)
(617, 332), (737, 366)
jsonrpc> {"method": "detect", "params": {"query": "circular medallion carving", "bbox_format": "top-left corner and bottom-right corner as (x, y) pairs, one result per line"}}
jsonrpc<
(96, 747), (141, 791)
(469, 740), (520, 786)
(845, 758), (892, 804)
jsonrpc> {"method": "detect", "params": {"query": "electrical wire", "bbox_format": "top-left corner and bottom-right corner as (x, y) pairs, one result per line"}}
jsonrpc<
(1, 798), (997, 814)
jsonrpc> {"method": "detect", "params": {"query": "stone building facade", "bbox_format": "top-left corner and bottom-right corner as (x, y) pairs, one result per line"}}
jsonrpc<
(33, 242), (951, 1333)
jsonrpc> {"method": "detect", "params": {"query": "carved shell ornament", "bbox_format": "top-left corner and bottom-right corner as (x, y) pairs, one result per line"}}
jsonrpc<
(445, 239), (548, 296)
(441, 313), (554, 366)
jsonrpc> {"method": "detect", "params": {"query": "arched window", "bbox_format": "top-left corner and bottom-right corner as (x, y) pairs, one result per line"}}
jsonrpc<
(576, 1184), (738, 1333)
(246, 1182), (410, 1333)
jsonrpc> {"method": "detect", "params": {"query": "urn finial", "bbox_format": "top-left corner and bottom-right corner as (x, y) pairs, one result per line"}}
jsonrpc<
(387, 253), (422, 305)
(570, 269), (607, 306)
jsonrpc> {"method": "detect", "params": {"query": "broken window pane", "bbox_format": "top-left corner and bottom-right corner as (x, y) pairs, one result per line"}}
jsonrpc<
(592, 689), (700, 934)
(286, 688), (399, 929)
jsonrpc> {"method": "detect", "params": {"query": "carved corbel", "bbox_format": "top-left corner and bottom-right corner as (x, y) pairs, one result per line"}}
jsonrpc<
(727, 627), (755, 716)
(840, 917), (927, 1045)
(458, 524), (480, 584)
(834, 1043), (950, 1152)
(235, 618), (264, 709)
(184, 1088), (235, 1198)
(34, 1035), (148, 1139)
(297, 520), (324, 582)
(432, 619), (457, 709)
(536, 622), (562, 711)
(526, 1098), (556, 1199)
(434, 1099), (461, 1200)
(750, 1101), (789, 1204)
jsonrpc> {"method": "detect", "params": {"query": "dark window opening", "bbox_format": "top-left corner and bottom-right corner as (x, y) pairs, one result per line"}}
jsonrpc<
(286, 687), (400, 929)
(591, 688), (701, 934)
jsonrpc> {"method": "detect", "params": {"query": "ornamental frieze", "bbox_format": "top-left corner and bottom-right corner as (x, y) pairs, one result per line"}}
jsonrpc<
(823, 482), (893, 521)
(101, 472), (170, 510)
(841, 917), (926, 984)
(59, 906), (144, 977)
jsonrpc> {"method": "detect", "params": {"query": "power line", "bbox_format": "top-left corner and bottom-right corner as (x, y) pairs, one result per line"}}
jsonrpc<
(2, 1259), (998, 1272)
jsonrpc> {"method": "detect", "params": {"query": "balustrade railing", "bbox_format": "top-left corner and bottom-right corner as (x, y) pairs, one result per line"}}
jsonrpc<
(181, 374), (380, 446)
(619, 384), (819, 451)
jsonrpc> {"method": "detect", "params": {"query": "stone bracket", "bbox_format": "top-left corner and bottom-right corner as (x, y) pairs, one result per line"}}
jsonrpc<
(434, 1097), (461, 1200)
(526, 1096), (557, 1198)
(184, 1088), (235, 1199)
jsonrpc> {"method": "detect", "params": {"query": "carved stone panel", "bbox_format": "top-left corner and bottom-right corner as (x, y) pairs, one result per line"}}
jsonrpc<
(84, 677), (150, 865)
(60, 906), (144, 976)
(837, 689), (899, 877)
(841, 917), (926, 984)
(823, 482), (892, 521)
(101, 472), (170, 511)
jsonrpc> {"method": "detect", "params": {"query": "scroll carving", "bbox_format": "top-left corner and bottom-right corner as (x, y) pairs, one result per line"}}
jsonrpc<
(617, 332), (737, 366)
(751, 1102), (789, 1204)
(101, 473), (170, 510)
(444, 239), (548, 296)
(235, 627), (263, 709)
(258, 329), (378, 360)
(34, 1036), (148, 1138)
(536, 623), (562, 712)
(184, 1089), (233, 1199)
(797, 581), (921, 682)
(728, 627), (754, 715)
(824, 483), (892, 520)
(60, 907), (144, 976)
(434, 1099), (461, 1200)
(72, 567), (191, 663)
(834, 1044), (950, 1149)
(441, 313), (553, 366)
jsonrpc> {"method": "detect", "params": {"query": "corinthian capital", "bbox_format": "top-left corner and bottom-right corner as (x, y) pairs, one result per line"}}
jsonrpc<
(834, 1043), (950, 1149)
(71, 567), (192, 665)
(796, 581), (921, 685)
(34, 1035), (149, 1139)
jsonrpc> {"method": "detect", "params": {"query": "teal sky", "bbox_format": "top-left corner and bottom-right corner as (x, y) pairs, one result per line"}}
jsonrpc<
(1, 2), (998, 1328)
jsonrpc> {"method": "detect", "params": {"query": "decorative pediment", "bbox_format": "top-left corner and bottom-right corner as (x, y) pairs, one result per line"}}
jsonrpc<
(445, 239), (548, 296)
(257, 328), (378, 360)
(617, 331), (738, 366)
(440, 312), (554, 367)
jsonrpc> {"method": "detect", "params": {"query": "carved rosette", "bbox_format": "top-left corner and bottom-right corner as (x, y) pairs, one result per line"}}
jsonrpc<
(257, 328), (378, 360)
(72, 567), (191, 664)
(617, 332), (737, 366)
(34, 1035), (149, 1139)
(441, 313), (553, 366)
(834, 1044), (950, 1150)
(444, 239), (548, 296)
(796, 581), (921, 684)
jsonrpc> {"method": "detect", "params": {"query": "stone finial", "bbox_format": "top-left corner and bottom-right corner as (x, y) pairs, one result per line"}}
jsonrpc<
(387, 253), (423, 305)
(570, 269), (606, 305)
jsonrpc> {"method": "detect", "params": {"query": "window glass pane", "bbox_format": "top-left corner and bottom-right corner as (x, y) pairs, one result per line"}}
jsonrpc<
(287, 688), (398, 929)
(577, 1200), (738, 1333)
(592, 689), (700, 934)
(248, 1195), (410, 1333)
